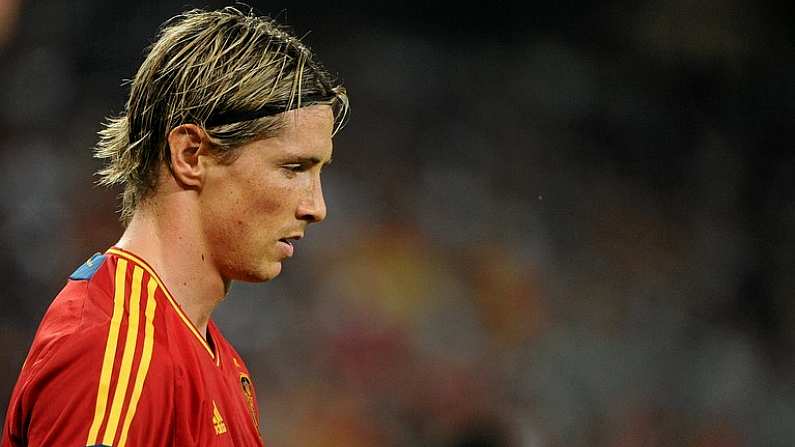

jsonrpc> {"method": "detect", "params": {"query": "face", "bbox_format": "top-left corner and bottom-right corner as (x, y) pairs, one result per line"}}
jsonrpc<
(199, 105), (334, 282)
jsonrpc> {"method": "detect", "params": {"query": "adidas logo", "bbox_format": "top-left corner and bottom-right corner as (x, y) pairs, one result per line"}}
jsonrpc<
(212, 401), (227, 435)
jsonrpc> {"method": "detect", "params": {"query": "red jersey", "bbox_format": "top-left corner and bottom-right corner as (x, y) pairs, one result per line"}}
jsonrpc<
(2, 247), (264, 446)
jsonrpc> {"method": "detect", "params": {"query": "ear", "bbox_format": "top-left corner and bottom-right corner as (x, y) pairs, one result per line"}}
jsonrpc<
(167, 124), (210, 189)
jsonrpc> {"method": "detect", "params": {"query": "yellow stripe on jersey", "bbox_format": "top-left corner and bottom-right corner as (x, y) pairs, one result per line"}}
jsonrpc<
(106, 247), (216, 361)
(86, 258), (128, 446)
(102, 266), (144, 445)
(117, 277), (158, 447)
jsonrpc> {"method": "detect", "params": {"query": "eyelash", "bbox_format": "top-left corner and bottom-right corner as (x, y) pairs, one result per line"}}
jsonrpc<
(281, 162), (328, 178)
(281, 164), (307, 178)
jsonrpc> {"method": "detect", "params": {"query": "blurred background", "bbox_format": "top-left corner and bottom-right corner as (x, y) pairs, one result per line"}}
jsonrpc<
(0, 0), (793, 445)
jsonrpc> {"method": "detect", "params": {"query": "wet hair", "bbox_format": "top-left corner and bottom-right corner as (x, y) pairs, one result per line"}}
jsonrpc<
(94, 7), (349, 223)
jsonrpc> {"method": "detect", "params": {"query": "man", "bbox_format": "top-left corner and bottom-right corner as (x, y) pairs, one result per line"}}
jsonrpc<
(2, 7), (348, 446)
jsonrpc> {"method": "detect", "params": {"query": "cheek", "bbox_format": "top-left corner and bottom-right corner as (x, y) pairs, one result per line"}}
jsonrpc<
(248, 181), (289, 218)
(240, 181), (296, 238)
(253, 189), (284, 215)
(207, 169), (300, 244)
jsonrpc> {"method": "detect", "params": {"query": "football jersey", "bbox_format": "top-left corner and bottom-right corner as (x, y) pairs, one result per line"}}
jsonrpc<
(1, 247), (264, 446)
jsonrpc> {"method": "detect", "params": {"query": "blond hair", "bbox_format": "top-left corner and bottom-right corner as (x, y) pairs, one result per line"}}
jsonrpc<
(94, 7), (349, 223)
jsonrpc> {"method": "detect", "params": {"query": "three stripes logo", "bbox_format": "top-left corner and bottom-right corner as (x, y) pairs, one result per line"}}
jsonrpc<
(85, 259), (158, 447)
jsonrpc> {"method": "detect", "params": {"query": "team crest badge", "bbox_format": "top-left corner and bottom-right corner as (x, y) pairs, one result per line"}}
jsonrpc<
(240, 373), (259, 429)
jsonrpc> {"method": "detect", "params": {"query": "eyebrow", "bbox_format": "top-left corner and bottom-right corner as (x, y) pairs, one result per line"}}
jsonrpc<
(289, 156), (333, 167)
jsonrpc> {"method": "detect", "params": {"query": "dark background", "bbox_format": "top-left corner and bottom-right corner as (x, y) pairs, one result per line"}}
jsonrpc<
(0, 1), (793, 445)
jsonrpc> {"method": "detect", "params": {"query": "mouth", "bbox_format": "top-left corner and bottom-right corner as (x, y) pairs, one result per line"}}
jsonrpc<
(277, 234), (302, 258)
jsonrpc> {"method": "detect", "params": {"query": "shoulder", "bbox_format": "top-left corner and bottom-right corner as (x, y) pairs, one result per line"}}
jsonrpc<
(20, 253), (113, 374)
(30, 251), (155, 353)
(23, 251), (176, 387)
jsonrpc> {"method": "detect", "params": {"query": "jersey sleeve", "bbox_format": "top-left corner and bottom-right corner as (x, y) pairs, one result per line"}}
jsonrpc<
(2, 264), (175, 447)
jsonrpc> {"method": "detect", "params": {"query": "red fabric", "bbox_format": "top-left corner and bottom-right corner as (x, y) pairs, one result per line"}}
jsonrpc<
(2, 249), (264, 446)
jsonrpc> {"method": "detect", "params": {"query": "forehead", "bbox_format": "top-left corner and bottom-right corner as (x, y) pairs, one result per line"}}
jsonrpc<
(228, 104), (334, 168)
(272, 105), (334, 153)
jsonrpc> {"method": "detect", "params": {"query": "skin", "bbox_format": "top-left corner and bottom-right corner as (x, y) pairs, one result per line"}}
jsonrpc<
(117, 105), (334, 337)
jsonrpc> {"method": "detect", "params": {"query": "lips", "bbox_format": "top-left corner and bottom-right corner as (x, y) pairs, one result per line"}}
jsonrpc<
(277, 239), (294, 257)
(278, 235), (302, 258)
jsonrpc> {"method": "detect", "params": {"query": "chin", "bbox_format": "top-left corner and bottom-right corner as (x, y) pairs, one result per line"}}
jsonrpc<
(231, 260), (282, 283)
(255, 260), (283, 282)
(262, 262), (283, 281)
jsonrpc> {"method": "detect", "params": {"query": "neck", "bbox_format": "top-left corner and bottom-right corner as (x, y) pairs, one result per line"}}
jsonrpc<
(115, 197), (227, 338)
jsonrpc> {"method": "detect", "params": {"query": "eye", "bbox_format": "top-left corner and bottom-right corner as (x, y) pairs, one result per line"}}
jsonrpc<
(280, 163), (308, 178)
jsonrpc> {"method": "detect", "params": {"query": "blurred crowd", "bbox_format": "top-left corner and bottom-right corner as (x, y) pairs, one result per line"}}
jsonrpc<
(0, 1), (793, 446)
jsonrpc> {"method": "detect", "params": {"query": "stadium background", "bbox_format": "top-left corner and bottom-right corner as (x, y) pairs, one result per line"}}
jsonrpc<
(0, 1), (792, 445)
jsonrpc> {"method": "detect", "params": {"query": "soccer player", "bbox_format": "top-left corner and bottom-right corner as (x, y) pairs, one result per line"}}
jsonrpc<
(1, 7), (348, 446)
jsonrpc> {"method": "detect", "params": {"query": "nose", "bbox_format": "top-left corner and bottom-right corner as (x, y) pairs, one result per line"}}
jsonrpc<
(296, 175), (327, 223)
